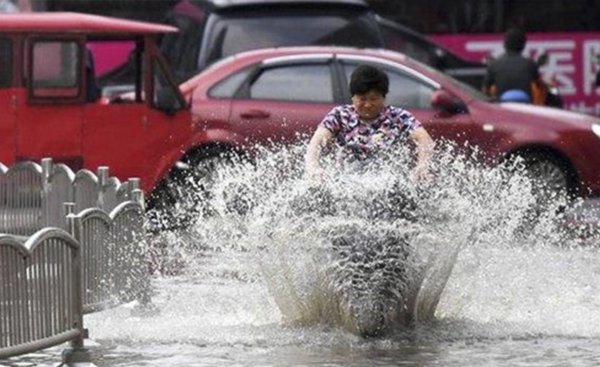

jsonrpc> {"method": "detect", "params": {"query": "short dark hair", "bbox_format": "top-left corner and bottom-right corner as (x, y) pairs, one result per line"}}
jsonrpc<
(504, 27), (527, 53)
(349, 64), (389, 97)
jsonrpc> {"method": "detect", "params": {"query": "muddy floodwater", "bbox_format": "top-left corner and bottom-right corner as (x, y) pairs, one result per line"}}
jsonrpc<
(4, 144), (600, 366)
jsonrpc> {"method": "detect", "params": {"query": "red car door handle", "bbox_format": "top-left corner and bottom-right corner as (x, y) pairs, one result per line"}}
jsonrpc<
(240, 110), (270, 119)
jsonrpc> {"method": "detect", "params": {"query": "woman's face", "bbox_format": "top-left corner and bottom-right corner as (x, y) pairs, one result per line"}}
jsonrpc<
(352, 90), (385, 121)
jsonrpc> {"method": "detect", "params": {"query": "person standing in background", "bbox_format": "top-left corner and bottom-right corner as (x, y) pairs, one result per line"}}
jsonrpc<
(482, 27), (546, 104)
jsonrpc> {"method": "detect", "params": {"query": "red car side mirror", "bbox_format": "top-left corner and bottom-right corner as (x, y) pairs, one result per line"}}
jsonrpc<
(431, 89), (467, 115)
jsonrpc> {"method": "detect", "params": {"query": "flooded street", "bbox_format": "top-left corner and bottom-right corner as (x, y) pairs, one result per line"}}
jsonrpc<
(3, 144), (600, 366)
(81, 243), (600, 366)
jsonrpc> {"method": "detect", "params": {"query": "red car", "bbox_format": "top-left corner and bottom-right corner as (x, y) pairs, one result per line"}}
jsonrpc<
(0, 12), (192, 197)
(179, 46), (600, 199)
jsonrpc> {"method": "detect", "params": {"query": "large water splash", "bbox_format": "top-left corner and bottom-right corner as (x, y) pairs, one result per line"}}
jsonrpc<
(143, 140), (596, 337)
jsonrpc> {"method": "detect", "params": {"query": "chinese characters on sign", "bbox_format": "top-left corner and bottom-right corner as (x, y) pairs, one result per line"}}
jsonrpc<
(433, 33), (600, 116)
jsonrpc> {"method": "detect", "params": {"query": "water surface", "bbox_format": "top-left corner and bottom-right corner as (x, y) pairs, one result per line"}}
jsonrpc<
(4, 143), (600, 366)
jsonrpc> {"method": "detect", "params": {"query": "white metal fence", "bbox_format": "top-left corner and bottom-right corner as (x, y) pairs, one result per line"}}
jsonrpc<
(0, 158), (141, 235)
(0, 228), (83, 358)
(69, 199), (148, 314)
(0, 159), (148, 363)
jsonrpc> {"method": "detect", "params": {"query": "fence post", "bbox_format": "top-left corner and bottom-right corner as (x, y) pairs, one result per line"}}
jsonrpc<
(97, 166), (109, 211)
(128, 178), (142, 204)
(132, 187), (145, 211)
(131, 188), (157, 317)
(64, 202), (75, 218)
(61, 214), (93, 366)
(41, 158), (53, 227)
(128, 177), (140, 191)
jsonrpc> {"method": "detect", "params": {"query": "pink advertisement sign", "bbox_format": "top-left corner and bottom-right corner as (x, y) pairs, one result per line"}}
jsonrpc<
(432, 32), (600, 116)
(88, 41), (135, 77)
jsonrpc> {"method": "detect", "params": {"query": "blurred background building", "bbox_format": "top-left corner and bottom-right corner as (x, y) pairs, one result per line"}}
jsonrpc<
(368, 0), (599, 33)
(14, 0), (600, 34)
(3, 0), (599, 115)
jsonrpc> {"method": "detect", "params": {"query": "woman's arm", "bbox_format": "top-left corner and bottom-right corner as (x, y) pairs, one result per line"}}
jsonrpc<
(305, 126), (334, 180)
(409, 126), (434, 181)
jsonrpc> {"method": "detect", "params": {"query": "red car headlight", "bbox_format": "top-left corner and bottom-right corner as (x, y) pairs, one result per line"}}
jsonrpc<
(593, 123), (600, 139)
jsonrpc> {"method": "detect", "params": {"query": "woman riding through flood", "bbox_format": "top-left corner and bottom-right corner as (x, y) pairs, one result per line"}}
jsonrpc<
(305, 64), (434, 182)
(302, 64), (436, 336)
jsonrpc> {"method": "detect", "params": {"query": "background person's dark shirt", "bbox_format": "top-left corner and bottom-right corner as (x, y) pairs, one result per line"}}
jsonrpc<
(483, 51), (540, 98)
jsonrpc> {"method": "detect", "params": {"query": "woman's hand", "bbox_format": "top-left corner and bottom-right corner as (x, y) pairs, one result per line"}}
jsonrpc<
(410, 163), (431, 183)
(306, 161), (325, 182)
(305, 127), (333, 182)
(409, 126), (434, 184)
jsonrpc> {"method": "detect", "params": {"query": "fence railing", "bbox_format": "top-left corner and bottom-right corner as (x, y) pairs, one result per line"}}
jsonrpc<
(0, 228), (83, 359)
(0, 159), (149, 363)
(69, 198), (148, 314)
(0, 158), (141, 235)
(0, 161), (43, 236)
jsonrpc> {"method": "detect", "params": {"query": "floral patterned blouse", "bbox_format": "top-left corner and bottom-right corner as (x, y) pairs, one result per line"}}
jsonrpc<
(320, 104), (422, 161)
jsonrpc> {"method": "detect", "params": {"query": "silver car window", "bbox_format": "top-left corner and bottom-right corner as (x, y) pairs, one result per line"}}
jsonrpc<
(250, 64), (333, 103)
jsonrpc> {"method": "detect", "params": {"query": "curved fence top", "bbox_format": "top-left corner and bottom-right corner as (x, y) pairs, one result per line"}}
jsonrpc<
(23, 227), (79, 253)
(50, 162), (76, 182)
(0, 227), (78, 258)
(0, 234), (28, 255)
(73, 169), (99, 185)
(109, 200), (144, 219)
(3, 161), (43, 177)
(69, 200), (144, 228)
(106, 176), (121, 188)
(72, 207), (112, 227)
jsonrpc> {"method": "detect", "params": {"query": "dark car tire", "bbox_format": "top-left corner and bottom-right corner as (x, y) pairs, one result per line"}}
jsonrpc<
(147, 153), (231, 232)
(519, 152), (575, 205)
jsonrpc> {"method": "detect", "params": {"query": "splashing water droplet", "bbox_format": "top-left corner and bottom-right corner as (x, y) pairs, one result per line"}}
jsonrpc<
(144, 140), (598, 337)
